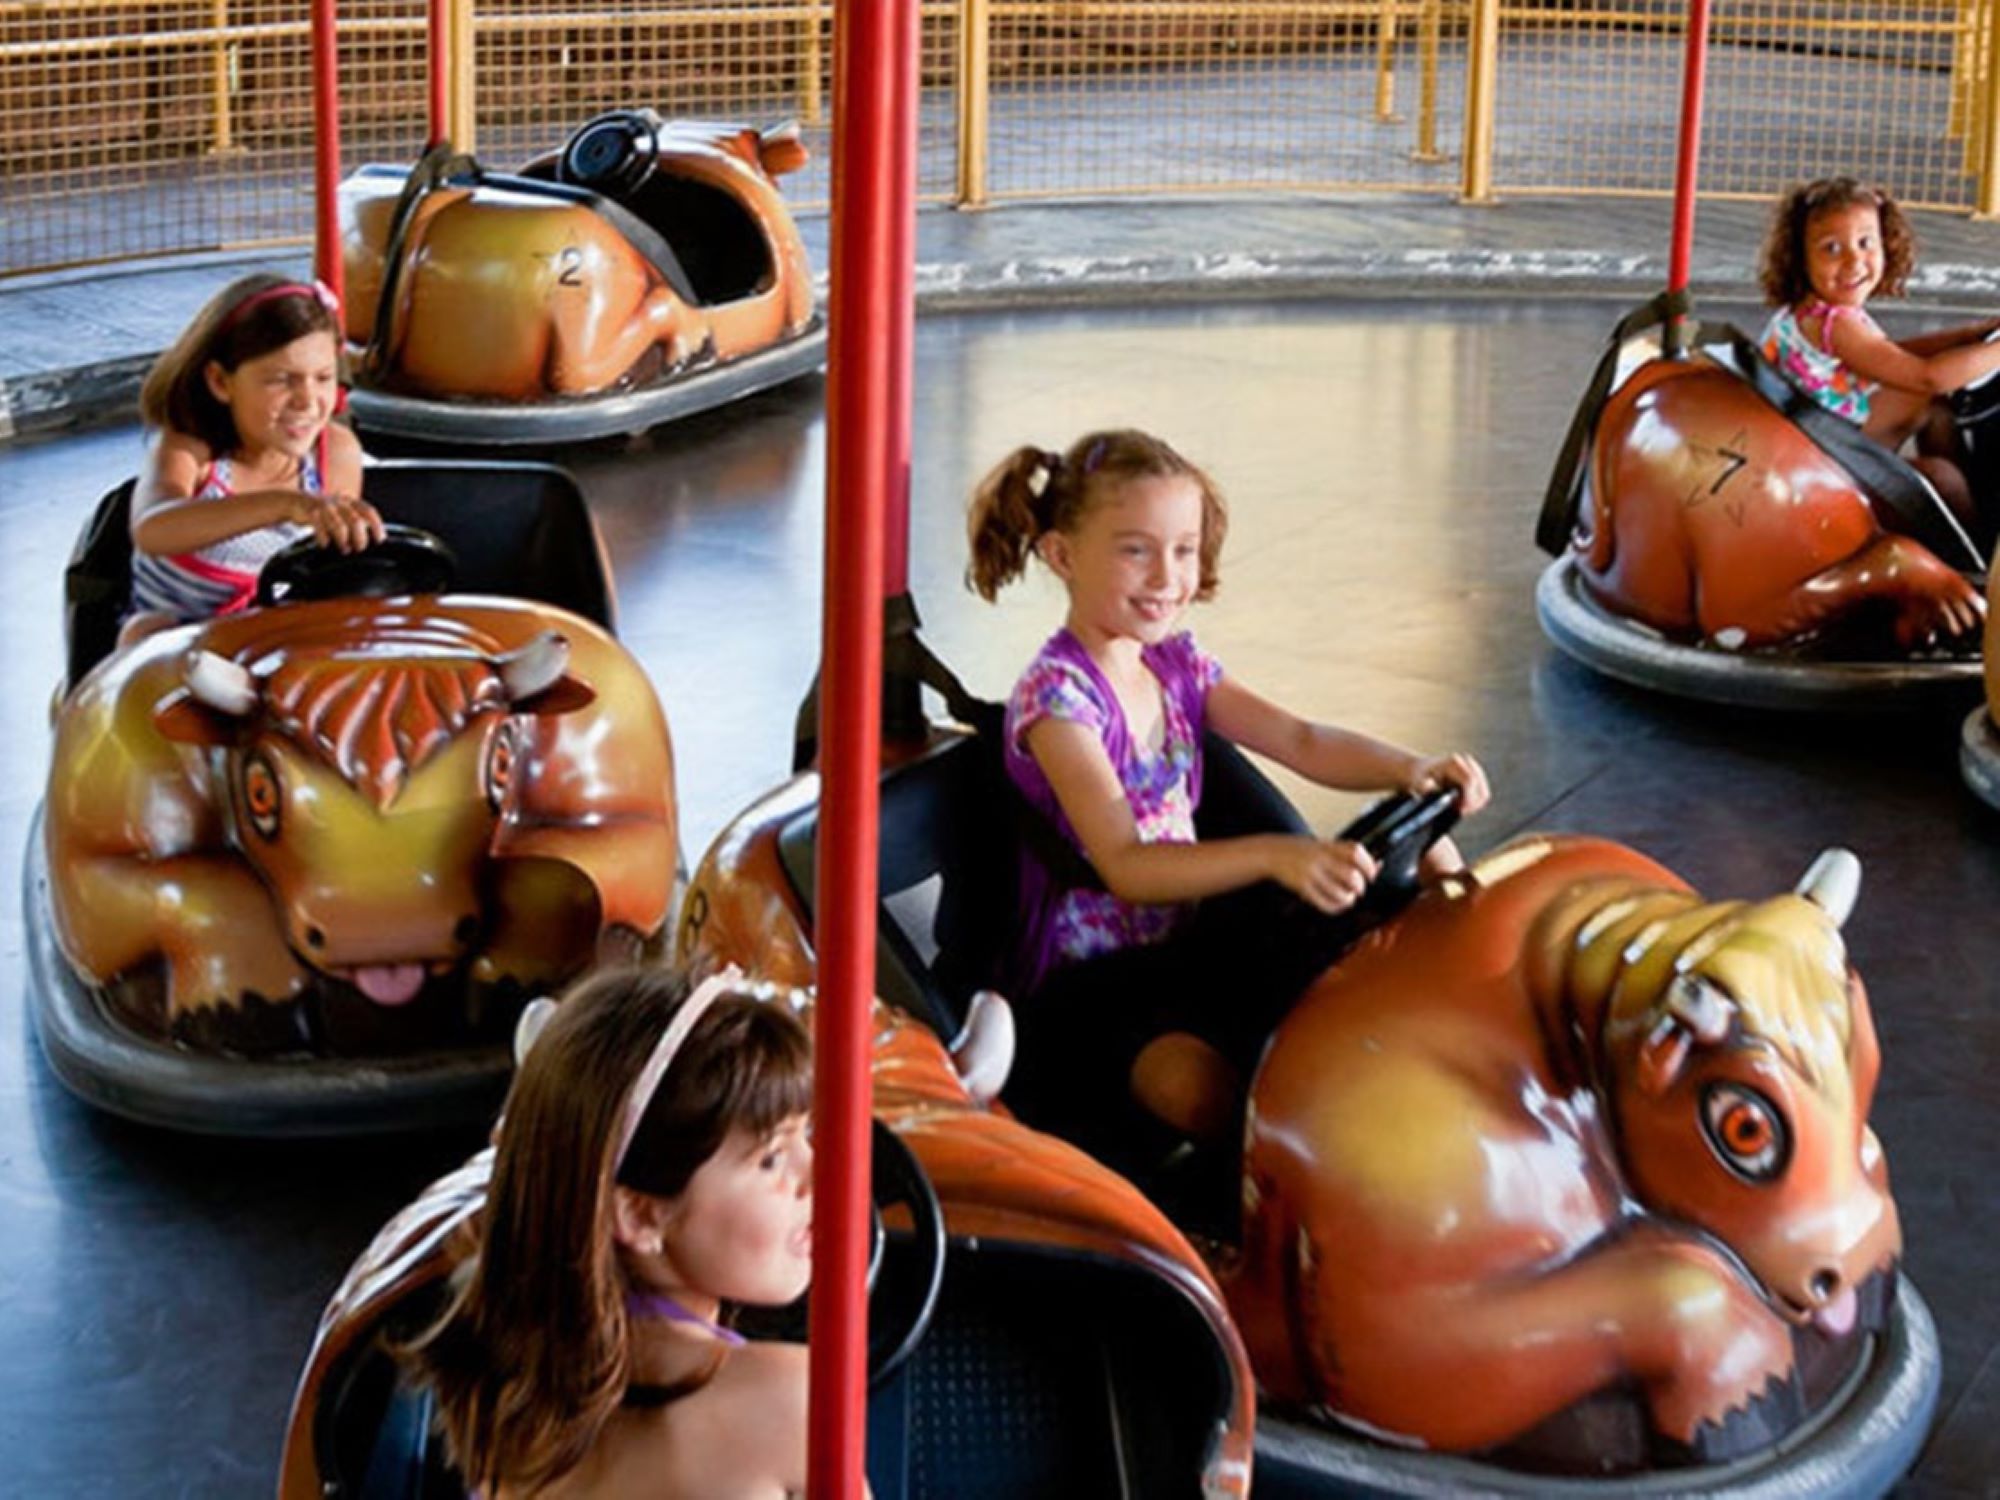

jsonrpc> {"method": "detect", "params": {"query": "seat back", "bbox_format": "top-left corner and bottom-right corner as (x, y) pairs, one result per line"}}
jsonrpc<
(60, 459), (613, 693)
(776, 726), (1309, 1045)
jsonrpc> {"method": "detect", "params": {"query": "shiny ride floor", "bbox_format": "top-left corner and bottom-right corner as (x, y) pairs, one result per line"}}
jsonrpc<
(0, 298), (1994, 1497)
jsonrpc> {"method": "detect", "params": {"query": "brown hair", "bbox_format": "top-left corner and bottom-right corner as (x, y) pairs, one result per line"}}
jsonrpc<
(1758, 177), (1915, 307)
(138, 272), (341, 456)
(965, 428), (1230, 603)
(400, 967), (813, 1493)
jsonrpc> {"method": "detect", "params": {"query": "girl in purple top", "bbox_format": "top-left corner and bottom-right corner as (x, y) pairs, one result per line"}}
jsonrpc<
(968, 428), (1489, 1160)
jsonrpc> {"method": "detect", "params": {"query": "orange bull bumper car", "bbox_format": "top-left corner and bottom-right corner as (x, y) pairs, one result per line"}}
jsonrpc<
(1536, 295), (1988, 712)
(663, 701), (1937, 1496)
(278, 992), (1257, 1499)
(27, 461), (680, 1134)
(339, 112), (824, 445)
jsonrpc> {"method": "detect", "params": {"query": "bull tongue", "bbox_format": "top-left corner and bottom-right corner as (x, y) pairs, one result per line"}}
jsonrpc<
(351, 963), (428, 1007)
(1813, 1286), (1859, 1338)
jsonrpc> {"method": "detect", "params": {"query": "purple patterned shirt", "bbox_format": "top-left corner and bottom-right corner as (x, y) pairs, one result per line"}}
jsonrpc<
(1004, 628), (1224, 991)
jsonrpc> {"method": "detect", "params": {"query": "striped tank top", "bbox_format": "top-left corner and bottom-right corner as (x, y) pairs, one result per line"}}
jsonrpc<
(130, 436), (323, 621)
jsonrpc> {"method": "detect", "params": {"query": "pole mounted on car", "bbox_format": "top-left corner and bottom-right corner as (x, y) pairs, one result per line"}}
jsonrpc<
(309, 0), (344, 313)
(810, 0), (921, 1492)
(1664, 0), (1713, 357)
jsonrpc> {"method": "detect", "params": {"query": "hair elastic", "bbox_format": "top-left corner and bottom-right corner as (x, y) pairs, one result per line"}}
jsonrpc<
(613, 965), (746, 1173)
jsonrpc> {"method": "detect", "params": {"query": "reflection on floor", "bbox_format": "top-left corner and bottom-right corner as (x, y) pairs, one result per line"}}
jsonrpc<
(0, 298), (1993, 1497)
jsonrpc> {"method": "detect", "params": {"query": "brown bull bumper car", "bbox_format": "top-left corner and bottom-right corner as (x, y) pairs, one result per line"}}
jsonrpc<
(278, 997), (1256, 1499)
(26, 460), (681, 1135)
(661, 697), (1938, 1497)
(339, 112), (825, 446)
(1536, 294), (1987, 712)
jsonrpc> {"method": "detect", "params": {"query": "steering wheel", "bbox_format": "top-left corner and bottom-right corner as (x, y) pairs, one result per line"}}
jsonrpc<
(557, 110), (661, 201)
(737, 1119), (946, 1391)
(256, 524), (458, 607)
(1334, 784), (1463, 915)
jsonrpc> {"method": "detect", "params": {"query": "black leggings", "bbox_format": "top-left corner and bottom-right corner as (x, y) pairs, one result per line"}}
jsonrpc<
(1004, 881), (1364, 1163)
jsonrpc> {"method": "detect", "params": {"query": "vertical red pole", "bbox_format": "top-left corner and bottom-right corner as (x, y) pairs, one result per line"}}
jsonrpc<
(427, 0), (449, 148)
(1665, 0), (1711, 350)
(808, 0), (916, 1496)
(882, 0), (918, 597)
(309, 0), (345, 312)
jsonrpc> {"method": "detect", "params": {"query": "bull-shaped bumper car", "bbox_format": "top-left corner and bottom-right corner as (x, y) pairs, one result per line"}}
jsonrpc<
(277, 987), (1256, 1499)
(339, 112), (824, 445)
(1536, 296), (1988, 711)
(660, 722), (1938, 1495)
(26, 461), (679, 1134)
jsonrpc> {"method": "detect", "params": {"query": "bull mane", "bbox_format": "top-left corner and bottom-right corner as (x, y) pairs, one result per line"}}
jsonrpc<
(262, 653), (508, 808)
(1555, 881), (1855, 1093)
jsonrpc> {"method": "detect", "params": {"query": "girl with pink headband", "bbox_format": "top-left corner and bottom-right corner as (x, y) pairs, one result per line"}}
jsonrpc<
(123, 272), (383, 644)
(400, 965), (838, 1498)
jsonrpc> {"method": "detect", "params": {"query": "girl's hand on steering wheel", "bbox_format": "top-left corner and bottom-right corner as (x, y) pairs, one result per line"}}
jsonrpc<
(292, 492), (386, 553)
(1407, 751), (1491, 817)
(1269, 835), (1378, 915)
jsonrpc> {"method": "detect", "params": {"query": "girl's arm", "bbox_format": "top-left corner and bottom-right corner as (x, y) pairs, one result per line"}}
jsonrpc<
(1028, 717), (1377, 913)
(1205, 675), (1491, 812)
(131, 427), (382, 556)
(1826, 310), (2000, 395)
(1894, 318), (2000, 358)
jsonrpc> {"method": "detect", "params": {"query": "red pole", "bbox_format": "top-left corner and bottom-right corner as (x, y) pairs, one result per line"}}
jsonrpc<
(1665, 0), (1712, 309)
(309, 0), (345, 312)
(808, 0), (915, 1494)
(882, 0), (918, 598)
(427, 0), (449, 148)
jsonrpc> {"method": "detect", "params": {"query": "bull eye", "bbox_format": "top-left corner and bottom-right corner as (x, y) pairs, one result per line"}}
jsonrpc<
(485, 723), (519, 810)
(241, 753), (281, 841)
(1699, 1082), (1790, 1183)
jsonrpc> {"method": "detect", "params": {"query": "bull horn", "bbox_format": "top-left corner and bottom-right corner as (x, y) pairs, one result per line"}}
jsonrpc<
(1665, 972), (1734, 1044)
(184, 650), (257, 716)
(495, 631), (570, 703)
(513, 996), (560, 1065)
(1796, 848), (1861, 928)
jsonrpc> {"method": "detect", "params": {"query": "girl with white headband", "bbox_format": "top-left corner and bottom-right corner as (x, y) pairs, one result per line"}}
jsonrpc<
(400, 965), (831, 1498)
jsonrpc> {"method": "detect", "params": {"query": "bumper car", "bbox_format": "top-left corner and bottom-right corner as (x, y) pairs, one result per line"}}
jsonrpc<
(277, 989), (1256, 1499)
(1956, 371), (2000, 807)
(27, 460), (680, 1135)
(1536, 294), (1988, 711)
(661, 666), (1939, 1495)
(338, 111), (825, 446)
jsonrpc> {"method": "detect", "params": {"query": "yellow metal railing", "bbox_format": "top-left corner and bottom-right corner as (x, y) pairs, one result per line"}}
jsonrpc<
(5, 0), (1999, 275)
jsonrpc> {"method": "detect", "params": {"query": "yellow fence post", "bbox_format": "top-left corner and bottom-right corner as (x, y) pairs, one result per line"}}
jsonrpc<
(1969, 0), (1993, 184)
(449, 0), (477, 154)
(1461, 0), (1500, 202)
(209, 0), (235, 153)
(957, 0), (991, 207)
(802, 0), (825, 127)
(1413, 0), (1443, 161)
(1978, 0), (2000, 214)
(1375, 0), (1400, 121)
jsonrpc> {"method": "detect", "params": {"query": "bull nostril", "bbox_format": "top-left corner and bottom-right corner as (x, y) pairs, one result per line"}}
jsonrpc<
(305, 926), (326, 950)
(453, 915), (481, 949)
(1810, 1269), (1841, 1303)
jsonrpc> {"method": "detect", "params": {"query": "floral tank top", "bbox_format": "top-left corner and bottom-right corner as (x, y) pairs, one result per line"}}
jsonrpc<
(1003, 628), (1224, 993)
(1761, 300), (1878, 424)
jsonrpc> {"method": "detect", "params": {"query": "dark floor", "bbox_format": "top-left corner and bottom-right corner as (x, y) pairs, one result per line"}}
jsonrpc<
(0, 297), (1996, 1498)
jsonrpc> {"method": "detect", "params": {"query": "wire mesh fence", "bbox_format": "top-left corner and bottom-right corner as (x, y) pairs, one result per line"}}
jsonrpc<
(2, 0), (1996, 275)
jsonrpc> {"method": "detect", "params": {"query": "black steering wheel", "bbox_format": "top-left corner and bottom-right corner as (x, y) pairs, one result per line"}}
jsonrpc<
(557, 109), (661, 201)
(738, 1119), (945, 1391)
(1334, 784), (1463, 916)
(256, 523), (458, 607)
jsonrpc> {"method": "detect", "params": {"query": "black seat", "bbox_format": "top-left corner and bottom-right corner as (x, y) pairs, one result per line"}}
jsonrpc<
(775, 725), (1308, 1046)
(60, 459), (613, 692)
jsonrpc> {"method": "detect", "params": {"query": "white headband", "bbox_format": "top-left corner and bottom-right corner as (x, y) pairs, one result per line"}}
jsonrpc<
(612, 965), (746, 1175)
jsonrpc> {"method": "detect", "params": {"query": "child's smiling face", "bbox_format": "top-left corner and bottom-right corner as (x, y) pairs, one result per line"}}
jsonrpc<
(1042, 473), (1206, 649)
(1802, 201), (1885, 310)
(204, 329), (340, 465)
